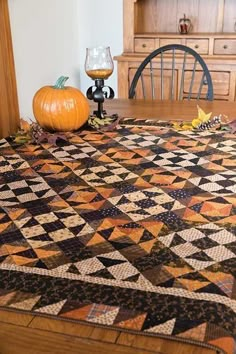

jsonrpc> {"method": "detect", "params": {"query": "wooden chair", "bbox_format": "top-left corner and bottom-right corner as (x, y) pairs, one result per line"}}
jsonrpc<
(129, 44), (214, 101)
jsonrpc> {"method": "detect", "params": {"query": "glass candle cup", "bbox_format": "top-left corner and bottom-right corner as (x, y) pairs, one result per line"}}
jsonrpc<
(85, 46), (114, 80)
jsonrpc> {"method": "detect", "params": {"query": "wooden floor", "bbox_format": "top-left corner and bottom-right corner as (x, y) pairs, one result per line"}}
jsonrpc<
(0, 309), (218, 354)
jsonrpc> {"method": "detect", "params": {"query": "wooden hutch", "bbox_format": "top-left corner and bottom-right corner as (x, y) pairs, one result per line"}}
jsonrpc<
(114, 0), (236, 101)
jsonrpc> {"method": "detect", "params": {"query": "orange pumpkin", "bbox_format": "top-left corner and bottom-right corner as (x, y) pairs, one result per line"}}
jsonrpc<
(33, 76), (90, 132)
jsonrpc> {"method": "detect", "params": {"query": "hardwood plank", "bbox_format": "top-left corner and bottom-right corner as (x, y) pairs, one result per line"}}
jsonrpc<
(123, 0), (135, 52)
(223, 0), (235, 32)
(137, 0), (159, 33)
(30, 313), (220, 354)
(0, 309), (218, 354)
(116, 61), (129, 98)
(31, 314), (122, 344)
(90, 326), (119, 343)
(0, 309), (33, 327)
(198, 0), (221, 32)
(0, 0), (20, 138)
(155, 0), (178, 32)
(30, 316), (94, 338)
(216, 0), (225, 32)
(117, 332), (218, 354)
(0, 322), (162, 354)
(90, 98), (236, 121)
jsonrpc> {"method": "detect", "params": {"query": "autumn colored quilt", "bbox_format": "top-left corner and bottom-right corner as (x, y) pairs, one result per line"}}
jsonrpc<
(0, 119), (235, 354)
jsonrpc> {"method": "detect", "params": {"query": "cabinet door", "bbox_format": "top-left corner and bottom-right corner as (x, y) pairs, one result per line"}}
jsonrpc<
(129, 68), (178, 100)
(184, 71), (230, 99)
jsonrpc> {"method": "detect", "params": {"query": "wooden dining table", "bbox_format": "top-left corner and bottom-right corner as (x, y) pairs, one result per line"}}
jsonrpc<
(90, 98), (236, 122)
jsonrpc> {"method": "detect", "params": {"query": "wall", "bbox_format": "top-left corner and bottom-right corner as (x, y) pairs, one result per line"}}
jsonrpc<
(77, 0), (123, 95)
(8, 0), (123, 120)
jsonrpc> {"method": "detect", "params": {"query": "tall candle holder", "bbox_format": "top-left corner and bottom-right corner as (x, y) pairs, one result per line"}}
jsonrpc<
(85, 46), (114, 119)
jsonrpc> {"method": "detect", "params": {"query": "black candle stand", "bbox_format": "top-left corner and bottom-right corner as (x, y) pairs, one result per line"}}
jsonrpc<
(86, 79), (115, 118)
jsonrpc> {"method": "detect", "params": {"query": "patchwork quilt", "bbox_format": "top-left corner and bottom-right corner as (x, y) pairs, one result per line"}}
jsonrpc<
(0, 119), (235, 354)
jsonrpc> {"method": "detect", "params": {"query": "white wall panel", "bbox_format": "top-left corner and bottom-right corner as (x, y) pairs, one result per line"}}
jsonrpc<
(8, 0), (123, 119)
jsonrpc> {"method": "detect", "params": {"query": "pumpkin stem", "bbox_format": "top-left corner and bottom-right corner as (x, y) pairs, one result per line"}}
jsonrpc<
(53, 76), (69, 89)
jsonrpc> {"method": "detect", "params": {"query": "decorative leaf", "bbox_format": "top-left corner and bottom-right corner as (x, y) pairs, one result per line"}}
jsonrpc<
(13, 135), (31, 144)
(99, 116), (122, 131)
(191, 118), (202, 129)
(172, 122), (183, 130)
(88, 114), (120, 131)
(196, 105), (212, 123)
(12, 119), (68, 146)
(48, 133), (68, 144)
(172, 122), (193, 131)
(181, 123), (193, 130)
(33, 132), (67, 145)
(228, 119), (236, 133)
(20, 118), (31, 132)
